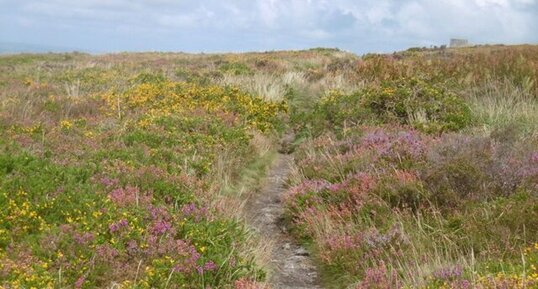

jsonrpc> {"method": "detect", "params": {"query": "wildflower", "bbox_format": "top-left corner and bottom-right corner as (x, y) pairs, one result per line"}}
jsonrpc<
(73, 232), (95, 245)
(99, 176), (119, 187)
(74, 276), (85, 289)
(181, 203), (208, 221)
(109, 219), (129, 233)
(96, 244), (119, 259)
(150, 220), (173, 235)
(203, 261), (218, 272)
(433, 265), (463, 281)
(109, 185), (149, 207)
(60, 120), (73, 129)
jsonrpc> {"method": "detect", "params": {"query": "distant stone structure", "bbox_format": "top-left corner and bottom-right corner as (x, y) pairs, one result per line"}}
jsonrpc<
(450, 39), (469, 48)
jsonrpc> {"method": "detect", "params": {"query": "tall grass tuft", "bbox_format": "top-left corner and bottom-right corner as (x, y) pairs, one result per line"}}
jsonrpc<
(466, 79), (538, 137)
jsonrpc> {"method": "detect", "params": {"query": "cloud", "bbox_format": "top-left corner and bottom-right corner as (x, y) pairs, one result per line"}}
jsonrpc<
(0, 0), (536, 53)
(157, 7), (215, 28)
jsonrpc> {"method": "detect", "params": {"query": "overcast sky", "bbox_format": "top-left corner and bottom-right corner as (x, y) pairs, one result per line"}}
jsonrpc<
(1, 0), (537, 54)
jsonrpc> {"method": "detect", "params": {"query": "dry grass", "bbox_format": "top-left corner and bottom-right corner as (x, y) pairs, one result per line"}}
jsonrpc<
(219, 74), (287, 102)
(466, 79), (538, 137)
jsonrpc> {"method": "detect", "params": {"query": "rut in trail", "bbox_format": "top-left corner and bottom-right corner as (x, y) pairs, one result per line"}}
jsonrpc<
(246, 153), (323, 289)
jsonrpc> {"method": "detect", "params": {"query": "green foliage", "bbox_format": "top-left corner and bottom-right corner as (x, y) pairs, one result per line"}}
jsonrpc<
(219, 62), (252, 76)
(459, 192), (538, 255)
(363, 78), (472, 133)
(130, 71), (167, 84)
(309, 78), (472, 135)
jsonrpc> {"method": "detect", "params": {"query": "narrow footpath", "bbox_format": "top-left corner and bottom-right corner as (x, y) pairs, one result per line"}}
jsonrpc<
(245, 153), (323, 289)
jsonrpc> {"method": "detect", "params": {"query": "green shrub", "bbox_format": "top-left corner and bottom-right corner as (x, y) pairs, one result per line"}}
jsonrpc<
(362, 78), (471, 133)
(307, 78), (471, 135)
(130, 71), (167, 84)
(219, 62), (252, 76)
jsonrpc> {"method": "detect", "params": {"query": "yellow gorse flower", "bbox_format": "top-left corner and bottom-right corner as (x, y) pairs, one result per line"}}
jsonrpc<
(60, 120), (74, 129)
(101, 80), (285, 132)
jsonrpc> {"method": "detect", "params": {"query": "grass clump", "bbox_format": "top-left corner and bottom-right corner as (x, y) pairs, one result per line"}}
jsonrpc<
(219, 62), (253, 76)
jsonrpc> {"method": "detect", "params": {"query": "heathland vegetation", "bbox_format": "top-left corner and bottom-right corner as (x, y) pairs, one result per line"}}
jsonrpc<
(0, 45), (537, 288)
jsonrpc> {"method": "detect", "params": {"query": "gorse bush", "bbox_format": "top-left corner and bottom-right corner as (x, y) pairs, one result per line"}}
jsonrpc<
(363, 78), (471, 133)
(311, 78), (471, 135)
(102, 80), (287, 132)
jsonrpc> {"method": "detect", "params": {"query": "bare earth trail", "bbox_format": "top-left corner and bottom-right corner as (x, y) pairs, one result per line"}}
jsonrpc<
(245, 153), (323, 289)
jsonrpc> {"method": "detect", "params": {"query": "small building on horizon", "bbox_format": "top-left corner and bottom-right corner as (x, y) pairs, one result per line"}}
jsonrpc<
(450, 38), (470, 48)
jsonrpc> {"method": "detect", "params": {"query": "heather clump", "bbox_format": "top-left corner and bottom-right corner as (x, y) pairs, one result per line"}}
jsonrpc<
(354, 264), (402, 289)
(285, 125), (538, 288)
(423, 134), (538, 207)
(295, 126), (428, 183)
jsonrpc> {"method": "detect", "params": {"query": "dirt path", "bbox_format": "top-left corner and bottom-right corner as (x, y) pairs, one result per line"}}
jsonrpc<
(245, 153), (323, 289)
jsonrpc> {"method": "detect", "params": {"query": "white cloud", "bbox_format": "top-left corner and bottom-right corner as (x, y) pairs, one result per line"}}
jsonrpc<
(475, 0), (509, 7)
(258, 0), (279, 27)
(157, 7), (215, 28)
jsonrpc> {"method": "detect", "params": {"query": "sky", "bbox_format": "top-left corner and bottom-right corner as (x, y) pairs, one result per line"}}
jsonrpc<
(0, 0), (537, 54)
